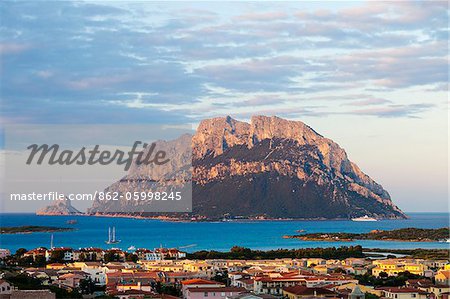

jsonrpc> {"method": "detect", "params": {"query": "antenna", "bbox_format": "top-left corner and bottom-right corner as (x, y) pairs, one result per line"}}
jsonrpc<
(50, 234), (54, 249)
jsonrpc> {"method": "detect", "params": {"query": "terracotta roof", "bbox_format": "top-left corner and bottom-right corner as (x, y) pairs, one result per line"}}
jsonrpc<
(283, 286), (336, 296)
(181, 279), (222, 285)
(377, 287), (428, 294)
(109, 289), (154, 295)
(438, 270), (450, 278)
(58, 273), (85, 279)
(237, 279), (254, 285)
(187, 287), (246, 293)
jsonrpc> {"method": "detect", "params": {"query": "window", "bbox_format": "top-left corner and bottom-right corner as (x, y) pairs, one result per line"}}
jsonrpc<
(204, 292), (209, 297)
(221, 292), (225, 296)
(411, 295), (416, 298)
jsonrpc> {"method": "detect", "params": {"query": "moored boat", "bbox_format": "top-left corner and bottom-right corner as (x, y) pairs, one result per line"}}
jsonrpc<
(351, 215), (377, 222)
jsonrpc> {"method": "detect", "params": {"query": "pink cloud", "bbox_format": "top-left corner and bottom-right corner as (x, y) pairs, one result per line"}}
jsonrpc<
(0, 43), (31, 55)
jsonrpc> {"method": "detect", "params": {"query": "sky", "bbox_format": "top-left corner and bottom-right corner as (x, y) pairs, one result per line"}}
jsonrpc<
(0, 0), (448, 212)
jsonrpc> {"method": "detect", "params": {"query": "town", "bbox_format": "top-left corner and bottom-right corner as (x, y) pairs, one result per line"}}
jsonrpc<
(0, 246), (449, 299)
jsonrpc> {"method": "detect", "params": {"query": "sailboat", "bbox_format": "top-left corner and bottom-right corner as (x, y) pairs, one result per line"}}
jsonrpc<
(105, 226), (121, 244)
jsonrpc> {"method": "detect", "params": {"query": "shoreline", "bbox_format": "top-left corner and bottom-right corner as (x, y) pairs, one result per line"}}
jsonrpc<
(0, 226), (75, 235)
(33, 212), (408, 222)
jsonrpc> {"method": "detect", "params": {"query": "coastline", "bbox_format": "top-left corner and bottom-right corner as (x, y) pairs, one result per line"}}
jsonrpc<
(33, 212), (409, 222)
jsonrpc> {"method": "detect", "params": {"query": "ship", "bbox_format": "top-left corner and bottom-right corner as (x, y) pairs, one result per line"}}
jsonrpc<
(351, 215), (377, 222)
(105, 226), (121, 244)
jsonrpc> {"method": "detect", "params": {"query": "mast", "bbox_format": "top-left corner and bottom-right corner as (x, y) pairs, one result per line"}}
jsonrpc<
(50, 234), (54, 249)
(108, 227), (111, 243)
(112, 227), (116, 242)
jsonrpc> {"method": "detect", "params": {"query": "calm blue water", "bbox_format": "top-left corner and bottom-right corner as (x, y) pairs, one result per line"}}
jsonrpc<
(0, 213), (449, 253)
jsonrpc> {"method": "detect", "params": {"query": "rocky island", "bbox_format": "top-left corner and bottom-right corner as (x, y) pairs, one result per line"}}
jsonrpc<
(36, 198), (83, 216)
(87, 115), (406, 220)
(284, 227), (450, 242)
(0, 226), (74, 234)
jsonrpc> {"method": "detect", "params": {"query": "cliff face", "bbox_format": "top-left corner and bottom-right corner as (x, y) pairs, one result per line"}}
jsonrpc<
(192, 115), (405, 219)
(90, 115), (406, 219)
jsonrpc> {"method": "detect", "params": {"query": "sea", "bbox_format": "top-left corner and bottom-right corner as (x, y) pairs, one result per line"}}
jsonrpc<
(0, 213), (449, 253)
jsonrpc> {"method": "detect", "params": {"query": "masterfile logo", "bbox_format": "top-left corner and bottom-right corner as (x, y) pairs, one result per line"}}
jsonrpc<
(1, 124), (193, 214)
(25, 141), (170, 171)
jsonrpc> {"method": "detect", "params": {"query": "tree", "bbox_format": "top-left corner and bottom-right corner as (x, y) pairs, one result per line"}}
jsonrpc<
(78, 253), (87, 262)
(125, 253), (138, 263)
(17, 256), (34, 267)
(79, 278), (96, 294)
(15, 248), (28, 257)
(34, 255), (47, 267)
(103, 251), (120, 263)
(379, 272), (389, 278)
(49, 250), (66, 263)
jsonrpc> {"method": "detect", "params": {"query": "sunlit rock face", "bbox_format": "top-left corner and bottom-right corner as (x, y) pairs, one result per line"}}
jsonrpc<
(90, 115), (406, 220)
(192, 115), (405, 219)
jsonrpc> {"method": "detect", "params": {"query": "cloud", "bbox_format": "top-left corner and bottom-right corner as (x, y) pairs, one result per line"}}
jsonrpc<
(346, 103), (435, 118)
(0, 43), (31, 54)
(233, 11), (288, 22)
(342, 98), (392, 106)
(0, 0), (447, 125)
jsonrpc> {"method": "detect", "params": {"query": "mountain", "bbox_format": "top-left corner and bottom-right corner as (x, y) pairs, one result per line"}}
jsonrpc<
(89, 115), (406, 220)
(37, 199), (82, 216)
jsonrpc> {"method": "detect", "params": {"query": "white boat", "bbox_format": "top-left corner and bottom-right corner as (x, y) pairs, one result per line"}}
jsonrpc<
(105, 226), (121, 244)
(351, 215), (377, 222)
(128, 245), (136, 251)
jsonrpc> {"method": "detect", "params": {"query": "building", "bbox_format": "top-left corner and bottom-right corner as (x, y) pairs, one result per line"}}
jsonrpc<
(69, 262), (106, 286)
(115, 281), (152, 292)
(372, 261), (404, 277)
(181, 279), (225, 298)
(377, 287), (429, 299)
(0, 280), (13, 296)
(23, 248), (47, 260)
(0, 249), (11, 259)
(254, 276), (307, 295)
(430, 285), (450, 299)
(435, 270), (450, 286)
(235, 279), (254, 291)
(185, 287), (246, 299)
(78, 247), (104, 261)
(136, 249), (163, 261)
(403, 264), (425, 276)
(227, 293), (278, 299)
(10, 289), (56, 299)
(57, 273), (86, 288)
(282, 286), (337, 299)
(103, 289), (154, 299)
(349, 285), (365, 299)
(45, 248), (74, 262)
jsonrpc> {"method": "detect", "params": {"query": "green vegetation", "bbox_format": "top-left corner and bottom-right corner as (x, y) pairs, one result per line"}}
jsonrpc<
(364, 248), (450, 260)
(356, 271), (427, 287)
(187, 245), (364, 260)
(288, 227), (449, 242)
(4, 273), (82, 298)
(0, 226), (74, 234)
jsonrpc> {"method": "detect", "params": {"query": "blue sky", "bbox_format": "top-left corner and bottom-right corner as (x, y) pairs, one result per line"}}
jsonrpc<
(0, 1), (448, 212)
